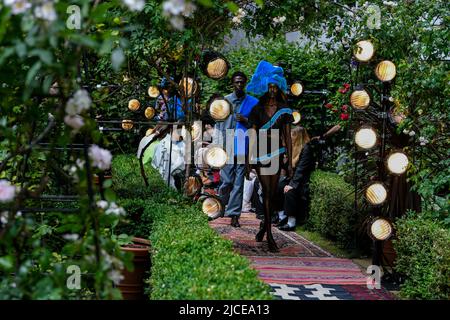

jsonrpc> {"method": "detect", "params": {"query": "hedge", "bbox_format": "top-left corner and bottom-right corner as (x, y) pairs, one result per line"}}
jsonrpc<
(394, 213), (450, 299)
(112, 155), (272, 300)
(308, 170), (368, 250)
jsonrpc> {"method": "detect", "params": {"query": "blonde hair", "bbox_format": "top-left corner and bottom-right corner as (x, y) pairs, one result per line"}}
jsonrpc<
(291, 126), (310, 167)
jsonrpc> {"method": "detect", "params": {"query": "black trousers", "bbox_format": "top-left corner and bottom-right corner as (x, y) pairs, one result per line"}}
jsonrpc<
(275, 177), (310, 223)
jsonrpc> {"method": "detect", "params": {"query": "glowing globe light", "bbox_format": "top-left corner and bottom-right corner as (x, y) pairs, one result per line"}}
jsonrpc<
(128, 99), (140, 111)
(370, 218), (393, 241)
(350, 90), (371, 110)
(290, 82), (303, 96)
(365, 182), (388, 205)
(292, 111), (301, 125)
(354, 40), (375, 62)
(144, 107), (155, 119)
(209, 99), (231, 121)
(121, 120), (134, 131)
(206, 58), (229, 80)
(375, 60), (396, 82)
(205, 146), (227, 169)
(191, 121), (202, 142)
(179, 77), (198, 98)
(202, 51), (229, 80)
(355, 127), (377, 149)
(202, 196), (223, 218)
(386, 151), (409, 175)
(185, 176), (202, 197)
(148, 86), (160, 98)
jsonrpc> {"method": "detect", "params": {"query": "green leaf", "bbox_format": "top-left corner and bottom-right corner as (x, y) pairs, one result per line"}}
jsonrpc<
(198, 0), (213, 7)
(225, 2), (239, 13)
(104, 188), (117, 202)
(0, 256), (14, 271)
(29, 49), (53, 65)
(25, 61), (42, 86)
(0, 47), (15, 65)
(254, 0), (264, 7)
(102, 178), (113, 188)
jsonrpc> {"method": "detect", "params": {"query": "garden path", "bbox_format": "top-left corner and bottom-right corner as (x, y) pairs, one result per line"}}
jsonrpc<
(209, 212), (395, 300)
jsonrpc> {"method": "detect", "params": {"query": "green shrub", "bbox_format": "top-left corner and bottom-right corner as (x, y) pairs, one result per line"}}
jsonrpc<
(394, 213), (450, 299)
(111, 155), (272, 300)
(148, 201), (272, 299)
(308, 170), (367, 249)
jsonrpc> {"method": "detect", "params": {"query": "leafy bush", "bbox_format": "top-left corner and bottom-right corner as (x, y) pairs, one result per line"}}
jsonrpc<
(308, 170), (368, 250)
(112, 155), (271, 300)
(394, 213), (450, 300)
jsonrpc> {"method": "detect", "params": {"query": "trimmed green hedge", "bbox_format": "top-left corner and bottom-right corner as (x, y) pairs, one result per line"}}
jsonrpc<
(112, 155), (272, 300)
(394, 213), (450, 299)
(308, 170), (367, 250)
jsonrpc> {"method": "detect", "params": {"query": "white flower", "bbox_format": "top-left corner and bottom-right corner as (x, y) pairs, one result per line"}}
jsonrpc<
(403, 129), (410, 134)
(105, 202), (126, 216)
(298, 16), (304, 22)
(88, 145), (112, 170)
(75, 159), (85, 169)
(419, 136), (425, 143)
(169, 15), (185, 30)
(0, 180), (16, 203)
(409, 130), (416, 137)
(34, 2), (57, 21)
(383, 1), (398, 7)
(63, 234), (79, 241)
(0, 212), (8, 225)
(237, 8), (246, 18)
(123, 0), (145, 12)
(64, 115), (85, 131)
(108, 270), (124, 285)
(6, 0), (31, 15)
(273, 16), (286, 25)
(232, 16), (241, 25)
(163, 0), (185, 16)
(96, 200), (109, 210)
(182, 1), (196, 17)
(65, 89), (92, 116)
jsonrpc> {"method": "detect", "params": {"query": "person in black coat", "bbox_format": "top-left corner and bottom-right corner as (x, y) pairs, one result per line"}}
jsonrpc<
(277, 124), (342, 231)
(276, 127), (316, 231)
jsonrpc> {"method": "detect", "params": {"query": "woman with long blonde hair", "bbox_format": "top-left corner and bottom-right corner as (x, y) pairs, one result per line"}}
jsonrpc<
(276, 126), (316, 231)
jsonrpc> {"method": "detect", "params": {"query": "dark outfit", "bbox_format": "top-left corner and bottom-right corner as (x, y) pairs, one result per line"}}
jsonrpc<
(248, 104), (294, 173)
(278, 141), (317, 223)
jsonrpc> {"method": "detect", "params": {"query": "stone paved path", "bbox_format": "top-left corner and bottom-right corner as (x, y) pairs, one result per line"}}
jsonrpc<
(209, 212), (395, 300)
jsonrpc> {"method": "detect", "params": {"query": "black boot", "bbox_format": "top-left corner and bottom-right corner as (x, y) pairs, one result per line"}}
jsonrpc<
(230, 216), (241, 228)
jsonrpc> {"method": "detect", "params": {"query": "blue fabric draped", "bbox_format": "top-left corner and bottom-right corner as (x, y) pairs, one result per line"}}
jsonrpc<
(255, 107), (292, 162)
(246, 60), (288, 97)
(167, 97), (191, 121)
(234, 95), (259, 156)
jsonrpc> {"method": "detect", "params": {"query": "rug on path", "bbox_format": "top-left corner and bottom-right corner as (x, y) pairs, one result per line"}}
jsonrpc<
(269, 283), (395, 300)
(249, 256), (367, 285)
(208, 212), (396, 300)
(209, 213), (332, 257)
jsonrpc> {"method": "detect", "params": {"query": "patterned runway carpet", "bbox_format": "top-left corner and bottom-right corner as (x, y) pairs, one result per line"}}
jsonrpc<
(209, 212), (396, 300)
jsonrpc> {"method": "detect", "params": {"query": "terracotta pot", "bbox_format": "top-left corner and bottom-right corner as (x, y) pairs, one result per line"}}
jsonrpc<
(117, 237), (151, 300)
(93, 175), (112, 186)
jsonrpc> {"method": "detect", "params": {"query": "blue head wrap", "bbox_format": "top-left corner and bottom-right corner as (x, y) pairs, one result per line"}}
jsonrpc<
(246, 60), (288, 97)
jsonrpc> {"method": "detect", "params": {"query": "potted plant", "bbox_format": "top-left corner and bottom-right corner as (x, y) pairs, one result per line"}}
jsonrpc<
(114, 234), (151, 300)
